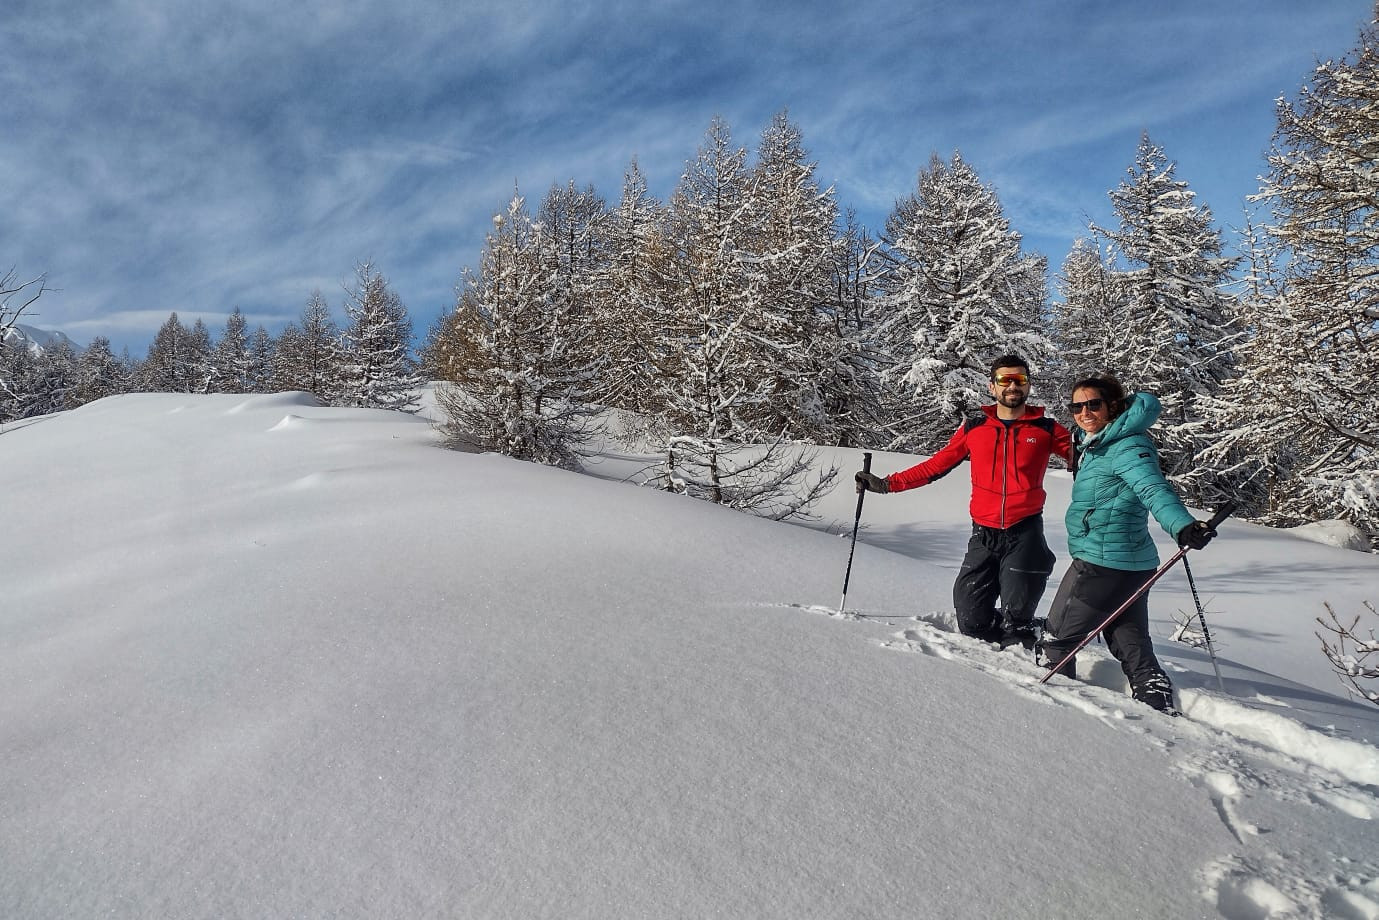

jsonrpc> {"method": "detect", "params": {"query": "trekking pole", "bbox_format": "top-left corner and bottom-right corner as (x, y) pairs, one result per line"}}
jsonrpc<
(1039, 503), (1234, 686)
(1182, 555), (1226, 692)
(838, 452), (873, 616)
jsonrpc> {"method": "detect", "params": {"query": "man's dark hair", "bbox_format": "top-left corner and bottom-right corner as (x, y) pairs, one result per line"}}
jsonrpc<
(989, 354), (1030, 379)
(1069, 374), (1128, 418)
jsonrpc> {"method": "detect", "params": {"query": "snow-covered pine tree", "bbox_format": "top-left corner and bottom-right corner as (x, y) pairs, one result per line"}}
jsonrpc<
(737, 109), (848, 445)
(71, 336), (129, 407)
(419, 305), (476, 389)
(651, 116), (836, 517)
(1194, 216), (1300, 519)
(0, 336), (80, 421)
(272, 322), (307, 392)
(1048, 238), (1127, 398)
(436, 193), (599, 467)
(586, 158), (669, 421)
(654, 116), (760, 446)
(336, 262), (421, 412)
(827, 207), (883, 449)
(1241, 11), (1379, 542)
(870, 152), (1052, 452)
(0, 340), (40, 422)
(248, 326), (275, 394)
(185, 319), (214, 394)
(1091, 134), (1238, 500)
(0, 346), (34, 422)
(535, 178), (608, 405)
(28, 341), (78, 416)
(139, 313), (197, 393)
(209, 308), (251, 394)
(272, 290), (341, 400)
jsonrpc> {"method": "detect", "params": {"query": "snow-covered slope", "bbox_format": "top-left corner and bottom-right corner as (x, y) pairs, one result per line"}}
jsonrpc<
(2, 394), (1377, 919)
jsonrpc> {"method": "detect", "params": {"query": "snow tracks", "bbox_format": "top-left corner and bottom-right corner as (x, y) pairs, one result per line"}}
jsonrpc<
(806, 604), (1379, 920)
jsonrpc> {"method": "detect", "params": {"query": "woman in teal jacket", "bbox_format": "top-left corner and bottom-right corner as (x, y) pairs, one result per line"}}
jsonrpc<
(1042, 375), (1215, 712)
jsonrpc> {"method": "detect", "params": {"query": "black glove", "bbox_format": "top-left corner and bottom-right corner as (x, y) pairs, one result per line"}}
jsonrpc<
(1177, 520), (1216, 550)
(855, 471), (889, 494)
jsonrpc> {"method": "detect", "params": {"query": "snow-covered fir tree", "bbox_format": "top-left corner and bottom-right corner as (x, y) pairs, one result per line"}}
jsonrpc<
(272, 323), (307, 392)
(1048, 238), (1127, 398)
(535, 179), (609, 400)
(728, 110), (849, 445)
(335, 262), (421, 412)
(0, 337), (81, 421)
(32, 341), (78, 415)
(436, 193), (599, 467)
(1090, 134), (1238, 501)
(651, 117), (836, 517)
(870, 152), (1052, 451)
(826, 208), (883, 449)
(140, 313), (197, 393)
(586, 159), (669, 420)
(272, 291), (341, 400)
(248, 326), (275, 394)
(1214, 13), (1379, 542)
(71, 336), (129, 406)
(0, 337), (28, 422)
(209, 308), (252, 394)
(0, 340), (41, 422)
(653, 115), (760, 450)
(185, 319), (214, 394)
(1195, 216), (1301, 519)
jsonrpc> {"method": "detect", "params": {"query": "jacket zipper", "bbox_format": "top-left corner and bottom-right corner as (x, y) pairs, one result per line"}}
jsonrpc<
(999, 424), (1009, 529)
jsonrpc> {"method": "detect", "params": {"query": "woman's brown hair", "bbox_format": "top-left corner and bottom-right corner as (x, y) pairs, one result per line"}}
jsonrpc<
(1069, 374), (1128, 419)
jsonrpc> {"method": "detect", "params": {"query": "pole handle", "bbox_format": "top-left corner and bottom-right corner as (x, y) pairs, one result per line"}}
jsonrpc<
(862, 451), (873, 474)
(1204, 502), (1235, 532)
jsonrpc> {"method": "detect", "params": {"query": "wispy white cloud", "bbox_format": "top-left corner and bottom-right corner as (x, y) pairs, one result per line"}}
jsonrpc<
(0, 0), (1371, 354)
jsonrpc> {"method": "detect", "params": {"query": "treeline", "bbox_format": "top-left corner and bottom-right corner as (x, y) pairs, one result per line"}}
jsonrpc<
(422, 10), (1379, 542)
(0, 261), (421, 418)
(424, 116), (1234, 518)
(4, 13), (1377, 542)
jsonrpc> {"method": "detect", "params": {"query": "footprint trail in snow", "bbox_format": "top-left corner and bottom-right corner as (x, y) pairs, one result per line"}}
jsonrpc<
(789, 602), (1379, 919)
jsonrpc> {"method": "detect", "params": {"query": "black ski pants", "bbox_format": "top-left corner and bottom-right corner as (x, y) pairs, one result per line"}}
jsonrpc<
(1043, 558), (1172, 702)
(952, 514), (1056, 641)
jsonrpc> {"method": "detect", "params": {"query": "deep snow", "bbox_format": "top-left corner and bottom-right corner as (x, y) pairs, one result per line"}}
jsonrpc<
(2, 392), (1377, 919)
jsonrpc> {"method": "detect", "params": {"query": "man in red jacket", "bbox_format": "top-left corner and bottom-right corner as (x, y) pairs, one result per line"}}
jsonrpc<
(856, 355), (1073, 648)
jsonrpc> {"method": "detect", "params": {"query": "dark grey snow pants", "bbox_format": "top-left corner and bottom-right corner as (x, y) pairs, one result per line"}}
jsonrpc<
(952, 514), (1056, 641)
(1043, 558), (1174, 709)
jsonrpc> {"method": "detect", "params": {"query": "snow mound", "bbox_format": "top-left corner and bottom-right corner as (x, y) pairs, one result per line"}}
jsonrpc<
(225, 391), (325, 414)
(1284, 519), (1373, 552)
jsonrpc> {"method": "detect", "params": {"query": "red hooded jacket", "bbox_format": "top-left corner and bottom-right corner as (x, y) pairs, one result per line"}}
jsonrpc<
(887, 405), (1072, 530)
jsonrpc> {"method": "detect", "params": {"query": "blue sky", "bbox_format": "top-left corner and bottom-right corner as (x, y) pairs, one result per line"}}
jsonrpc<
(1, 1), (1371, 357)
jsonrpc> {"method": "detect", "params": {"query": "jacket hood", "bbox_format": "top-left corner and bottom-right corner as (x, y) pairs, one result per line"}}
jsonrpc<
(1076, 391), (1161, 450)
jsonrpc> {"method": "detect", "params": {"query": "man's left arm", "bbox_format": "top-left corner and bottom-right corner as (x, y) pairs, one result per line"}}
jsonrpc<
(1051, 421), (1073, 464)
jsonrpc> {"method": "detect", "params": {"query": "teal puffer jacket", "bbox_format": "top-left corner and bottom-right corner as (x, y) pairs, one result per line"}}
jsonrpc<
(1065, 392), (1196, 571)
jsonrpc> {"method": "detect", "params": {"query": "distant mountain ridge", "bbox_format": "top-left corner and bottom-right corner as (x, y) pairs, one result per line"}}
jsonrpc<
(0, 323), (79, 355)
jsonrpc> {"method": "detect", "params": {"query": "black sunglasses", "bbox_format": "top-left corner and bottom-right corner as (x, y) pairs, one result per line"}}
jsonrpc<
(1068, 397), (1106, 415)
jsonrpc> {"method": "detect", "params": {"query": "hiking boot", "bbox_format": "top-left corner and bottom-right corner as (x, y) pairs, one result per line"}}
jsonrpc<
(959, 621), (1006, 644)
(1042, 650), (1076, 680)
(998, 615), (1039, 651)
(1131, 674), (1176, 713)
(998, 626), (1037, 651)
